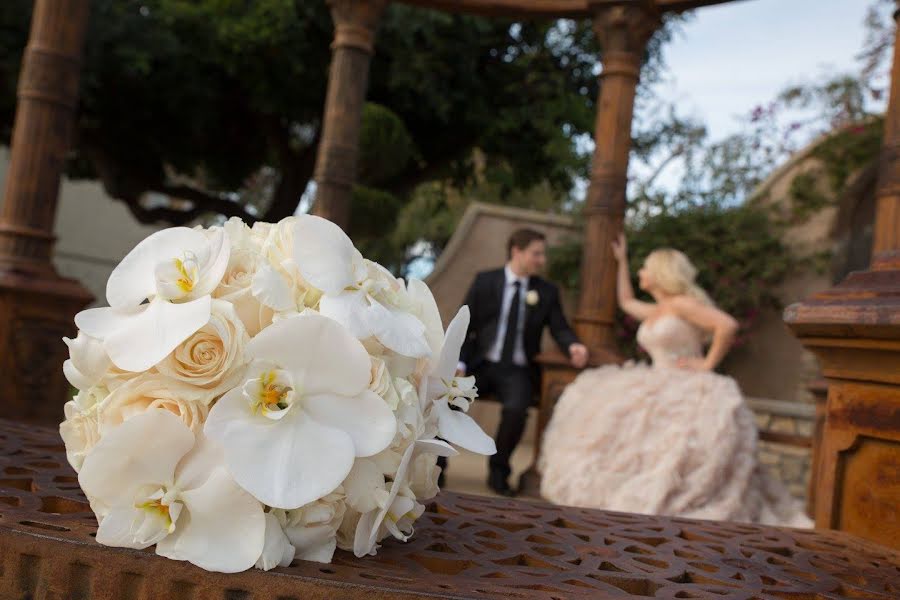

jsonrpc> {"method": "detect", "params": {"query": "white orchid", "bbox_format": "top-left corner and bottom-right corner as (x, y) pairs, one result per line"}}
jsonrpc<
(78, 410), (265, 573)
(204, 314), (397, 509)
(75, 227), (231, 372)
(291, 215), (430, 359)
(353, 439), (456, 557)
(423, 306), (496, 455)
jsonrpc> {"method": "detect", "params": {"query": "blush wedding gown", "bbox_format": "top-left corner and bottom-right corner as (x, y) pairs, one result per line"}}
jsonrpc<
(538, 315), (812, 527)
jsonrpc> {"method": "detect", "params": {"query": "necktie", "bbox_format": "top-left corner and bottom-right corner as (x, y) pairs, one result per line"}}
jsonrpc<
(500, 281), (521, 365)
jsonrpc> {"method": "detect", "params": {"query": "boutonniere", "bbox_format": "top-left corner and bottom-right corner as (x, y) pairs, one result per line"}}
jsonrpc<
(525, 290), (540, 306)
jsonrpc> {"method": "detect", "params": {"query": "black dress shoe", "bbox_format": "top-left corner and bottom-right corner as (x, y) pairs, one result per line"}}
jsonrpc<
(488, 472), (516, 497)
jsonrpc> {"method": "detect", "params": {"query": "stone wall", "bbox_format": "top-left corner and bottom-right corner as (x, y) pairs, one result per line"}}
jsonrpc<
(747, 397), (815, 501)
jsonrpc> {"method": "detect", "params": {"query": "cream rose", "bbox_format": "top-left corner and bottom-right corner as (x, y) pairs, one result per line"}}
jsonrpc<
(369, 357), (400, 409)
(213, 247), (273, 336)
(59, 385), (107, 471)
(99, 374), (209, 435)
(156, 299), (250, 400)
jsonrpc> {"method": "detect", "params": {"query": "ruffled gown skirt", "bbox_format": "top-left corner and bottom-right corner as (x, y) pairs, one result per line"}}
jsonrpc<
(538, 364), (812, 528)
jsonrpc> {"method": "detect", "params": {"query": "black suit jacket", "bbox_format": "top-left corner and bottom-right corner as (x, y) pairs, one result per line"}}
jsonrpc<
(459, 269), (579, 377)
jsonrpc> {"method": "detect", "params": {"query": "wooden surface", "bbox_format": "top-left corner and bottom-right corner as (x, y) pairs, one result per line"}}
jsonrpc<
(0, 0), (94, 423)
(1, 418), (899, 599)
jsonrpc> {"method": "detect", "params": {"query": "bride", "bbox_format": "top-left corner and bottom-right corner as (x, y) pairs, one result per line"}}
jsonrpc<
(538, 235), (811, 527)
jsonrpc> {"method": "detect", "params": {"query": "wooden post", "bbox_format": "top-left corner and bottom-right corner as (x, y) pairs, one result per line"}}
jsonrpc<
(785, 1), (900, 550)
(574, 2), (660, 359)
(311, 0), (388, 231)
(520, 2), (660, 496)
(0, 0), (93, 423)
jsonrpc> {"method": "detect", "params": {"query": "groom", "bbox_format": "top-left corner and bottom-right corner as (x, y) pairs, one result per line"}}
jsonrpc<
(454, 228), (588, 496)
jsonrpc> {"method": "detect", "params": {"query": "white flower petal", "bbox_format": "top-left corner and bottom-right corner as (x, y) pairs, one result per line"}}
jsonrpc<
(79, 410), (194, 506)
(292, 215), (358, 294)
(103, 296), (212, 372)
(174, 432), (225, 492)
(366, 301), (431, 358)
(436, 306), (469, 381)
(63, 332), (112, 389)
(207, 391), (355, 509)
(107, 227), (208, 308)
(247, 314), (370, 397)
(415, 439), (459, 458)
(289, 527), (338, 564)
(437, 402), (497, 455)
(251, 262), (296, 312)
(203, 387), (249, 443)
(353, 509), (379, 557)
(156, 468), (265, 573)
(74, 305), (144, 340)
(95, 507), (154, 550)
(354, 444), (416, 557)
(63, 359), (94, 391)
(407, 278), (444, 360)
(319, 292), (371, 340)
(304, 391), (397, 458)
(255, 512), (296, 571)
(343, 459), (385, 514)
(191, 227), (231, 297)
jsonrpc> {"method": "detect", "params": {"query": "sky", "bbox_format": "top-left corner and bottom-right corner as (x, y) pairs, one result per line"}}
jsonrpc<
(655, 0), (885, 141)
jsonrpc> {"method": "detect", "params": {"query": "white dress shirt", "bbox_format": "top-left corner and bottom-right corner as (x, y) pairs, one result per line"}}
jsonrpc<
(458, 266), (531, 374)
(484, 266), (529, 366)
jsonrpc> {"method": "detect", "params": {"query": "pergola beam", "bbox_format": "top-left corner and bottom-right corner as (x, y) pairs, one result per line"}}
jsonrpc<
(394, 0), (742, 18)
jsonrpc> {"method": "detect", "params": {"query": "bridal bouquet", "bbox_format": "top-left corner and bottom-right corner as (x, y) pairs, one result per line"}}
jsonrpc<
(59, 215), (495, 573)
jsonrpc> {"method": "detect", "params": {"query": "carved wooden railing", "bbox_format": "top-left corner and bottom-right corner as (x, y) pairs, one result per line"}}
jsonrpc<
(2, 419), (899, 599)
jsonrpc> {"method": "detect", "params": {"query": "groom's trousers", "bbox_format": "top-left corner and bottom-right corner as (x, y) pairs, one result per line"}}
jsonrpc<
(475, 361), (534, 479)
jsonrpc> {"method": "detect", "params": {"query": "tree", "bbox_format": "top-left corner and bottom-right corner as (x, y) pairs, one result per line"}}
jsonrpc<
(0, 2), (606, 227)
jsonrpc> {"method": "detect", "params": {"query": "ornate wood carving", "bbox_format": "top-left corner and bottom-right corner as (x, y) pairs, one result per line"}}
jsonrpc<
(1, 419), (899, 599)
(311, 0), (388, 230)
(785, 0), (900, 550)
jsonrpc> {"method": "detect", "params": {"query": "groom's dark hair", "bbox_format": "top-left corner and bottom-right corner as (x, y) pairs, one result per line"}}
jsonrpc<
(507, 228), (546, 258)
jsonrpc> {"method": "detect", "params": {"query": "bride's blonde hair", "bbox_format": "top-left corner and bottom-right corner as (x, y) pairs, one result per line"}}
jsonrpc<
(643, 249), (714, 306)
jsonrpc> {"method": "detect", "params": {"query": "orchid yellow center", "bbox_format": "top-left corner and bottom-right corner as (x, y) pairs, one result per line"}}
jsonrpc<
(173, 254), (200, 293)
(260, 373), (290, 410)
(244, 368), (296, 420)
(137, 498), (173, 528)
(134, 487), (181, 537)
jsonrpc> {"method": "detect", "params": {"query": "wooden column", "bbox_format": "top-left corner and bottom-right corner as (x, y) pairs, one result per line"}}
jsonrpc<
(0, 0), (93, 423)
(311, 0), (388, 231)
(520, 2), (660, 496)
(574, 2), (660, 359)
(785, 1), (900, 549)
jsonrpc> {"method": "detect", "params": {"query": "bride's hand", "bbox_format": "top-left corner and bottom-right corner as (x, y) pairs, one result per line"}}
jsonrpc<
(676, 357), (711, 372)
(611, 233), (628, 263)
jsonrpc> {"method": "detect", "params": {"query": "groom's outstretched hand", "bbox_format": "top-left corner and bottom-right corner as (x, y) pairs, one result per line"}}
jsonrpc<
(568, 343), (589, 369)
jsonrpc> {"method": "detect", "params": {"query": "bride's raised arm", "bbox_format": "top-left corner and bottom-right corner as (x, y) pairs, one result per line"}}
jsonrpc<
(611, 234), (655, 321)
(670, 296), (739, 371)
